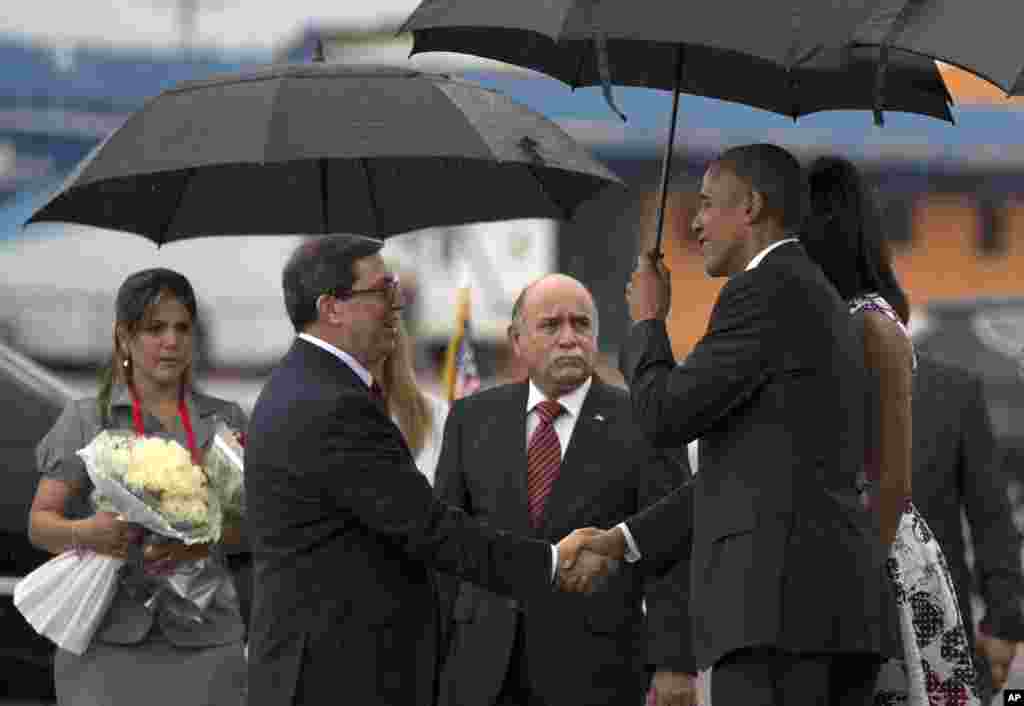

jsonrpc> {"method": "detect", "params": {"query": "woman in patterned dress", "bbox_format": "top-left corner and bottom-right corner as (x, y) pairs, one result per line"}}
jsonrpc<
(802, 156), (980, 706)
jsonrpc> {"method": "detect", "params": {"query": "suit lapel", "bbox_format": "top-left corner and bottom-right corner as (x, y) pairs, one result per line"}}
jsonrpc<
(489, 382), (533, 535)
(537, 380), (613, 534)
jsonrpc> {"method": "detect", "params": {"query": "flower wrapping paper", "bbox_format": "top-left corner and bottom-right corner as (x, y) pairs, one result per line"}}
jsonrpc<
(13, 551), (124, 655)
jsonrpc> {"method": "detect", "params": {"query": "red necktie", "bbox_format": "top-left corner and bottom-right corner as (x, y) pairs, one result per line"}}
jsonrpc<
(527, 399), (565, 528)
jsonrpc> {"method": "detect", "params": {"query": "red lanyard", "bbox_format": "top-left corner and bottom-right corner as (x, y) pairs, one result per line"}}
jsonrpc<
(129, 385), (201, 465)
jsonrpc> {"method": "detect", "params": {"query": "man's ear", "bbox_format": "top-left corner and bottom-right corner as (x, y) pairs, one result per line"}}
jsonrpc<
(507, 324), (520, 354)
(745, 189), (765, 224)
(317, 294), (341, 326)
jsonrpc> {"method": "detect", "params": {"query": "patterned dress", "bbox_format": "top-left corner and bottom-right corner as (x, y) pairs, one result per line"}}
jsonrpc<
(850, 294), (980, 706)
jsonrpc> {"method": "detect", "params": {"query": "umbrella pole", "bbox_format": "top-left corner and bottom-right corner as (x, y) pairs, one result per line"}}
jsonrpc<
(652, 45), (685, 258)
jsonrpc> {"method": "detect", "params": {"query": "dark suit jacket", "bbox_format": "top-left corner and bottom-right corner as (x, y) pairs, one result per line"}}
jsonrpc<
(911, 353), (1024, 647)
(434, 378), (693, 706)
(619, 241), (899, 670)
(245, 339), (554, 706)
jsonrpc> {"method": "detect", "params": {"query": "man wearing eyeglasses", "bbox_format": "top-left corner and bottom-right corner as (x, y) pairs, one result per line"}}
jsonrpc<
(243, 235), (611, 706)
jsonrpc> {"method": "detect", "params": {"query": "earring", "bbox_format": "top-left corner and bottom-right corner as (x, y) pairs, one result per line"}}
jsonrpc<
(122, 359), (130, 369)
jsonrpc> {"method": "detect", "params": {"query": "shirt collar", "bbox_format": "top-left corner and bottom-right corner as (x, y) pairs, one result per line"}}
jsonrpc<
(107, 381), (214, 416)
(527, 375), (592, 419)
(298, 332), (375, 389)
(745, 237), (800, 271)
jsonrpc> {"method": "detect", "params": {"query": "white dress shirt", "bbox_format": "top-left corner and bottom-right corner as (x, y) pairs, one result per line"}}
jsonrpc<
(618, 237), (800, 563)
(527, 377), (594, 579)
(298, 333), (376, 390)
(745, 237), (800, 271)
(525, 376), (592, 458)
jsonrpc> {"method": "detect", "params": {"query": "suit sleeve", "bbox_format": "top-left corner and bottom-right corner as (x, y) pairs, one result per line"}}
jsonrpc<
(620, 272), (776, 568)
(959, 374), (1024, 641)
(638, 448), (698, 674)
(432, 401), (469, 658)
(619, 272), (775, 450)
(322, 393), (553, 601)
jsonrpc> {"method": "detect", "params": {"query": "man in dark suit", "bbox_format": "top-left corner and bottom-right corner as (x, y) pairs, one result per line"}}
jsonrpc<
(911, 352), (1024, 703)
(434, 274), (695, 706)
(567, 144), (898, 705)
(244, 236), (608, 706)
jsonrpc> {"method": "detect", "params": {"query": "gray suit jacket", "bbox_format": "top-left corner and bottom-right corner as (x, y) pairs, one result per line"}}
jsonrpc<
(35, 384), (247, 647)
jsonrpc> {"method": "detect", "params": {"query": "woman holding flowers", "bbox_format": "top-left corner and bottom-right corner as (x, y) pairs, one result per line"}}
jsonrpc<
(28, 268), (248, 706)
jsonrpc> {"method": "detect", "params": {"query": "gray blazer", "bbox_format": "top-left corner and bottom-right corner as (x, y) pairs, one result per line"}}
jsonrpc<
(35, 384), (247, 648)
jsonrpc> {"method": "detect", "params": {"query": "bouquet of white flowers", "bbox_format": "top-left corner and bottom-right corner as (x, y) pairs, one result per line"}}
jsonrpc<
(15, 425), (245, 655)
(84, 430), (222, 544)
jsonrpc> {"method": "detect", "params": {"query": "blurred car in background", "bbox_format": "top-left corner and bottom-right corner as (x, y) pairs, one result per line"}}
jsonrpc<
(0, 341), (73, 703)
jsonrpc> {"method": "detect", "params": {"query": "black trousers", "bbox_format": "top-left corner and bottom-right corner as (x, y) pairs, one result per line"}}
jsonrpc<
(713, 647), (883, 706)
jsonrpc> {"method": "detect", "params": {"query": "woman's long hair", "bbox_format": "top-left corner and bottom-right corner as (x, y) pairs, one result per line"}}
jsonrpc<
(97, 268), (198, 424)
(803, 156), (910, 323)
(377, 320), (434, 456)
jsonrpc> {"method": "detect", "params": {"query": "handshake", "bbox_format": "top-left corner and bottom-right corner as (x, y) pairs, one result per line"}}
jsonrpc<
(553, 526), (628, 594)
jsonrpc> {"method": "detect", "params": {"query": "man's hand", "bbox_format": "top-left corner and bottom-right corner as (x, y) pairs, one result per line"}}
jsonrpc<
(626, 250), (672, 322)
(976, 632), (1020, 692)
(556, 528), (622, 594)
(558, 549), (619, 594)
(648, 670), (700, 706)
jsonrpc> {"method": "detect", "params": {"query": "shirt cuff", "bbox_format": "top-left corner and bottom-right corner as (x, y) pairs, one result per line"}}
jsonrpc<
(551, 545), (560, 583)
(618, 522), (642, 563)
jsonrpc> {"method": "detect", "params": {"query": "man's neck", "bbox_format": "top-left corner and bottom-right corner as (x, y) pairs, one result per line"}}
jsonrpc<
(304, 325), (369, 368)
(737, 224), (790, 272)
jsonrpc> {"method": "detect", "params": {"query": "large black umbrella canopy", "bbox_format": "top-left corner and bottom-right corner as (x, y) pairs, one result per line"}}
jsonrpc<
(403, 2), (949, 112)
(403, 0), (887, 76)
(402, 0), (954, 252)
(853, 0), (1024, 95)
(27, 64), (622, 244)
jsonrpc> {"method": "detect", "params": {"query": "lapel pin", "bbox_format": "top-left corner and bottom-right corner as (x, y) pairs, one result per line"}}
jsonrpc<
(593, 414), (605, 422)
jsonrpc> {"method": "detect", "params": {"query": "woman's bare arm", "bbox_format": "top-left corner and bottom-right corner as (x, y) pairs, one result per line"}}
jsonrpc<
(862, 311), (915, 548)
(29, 477), (139, 559)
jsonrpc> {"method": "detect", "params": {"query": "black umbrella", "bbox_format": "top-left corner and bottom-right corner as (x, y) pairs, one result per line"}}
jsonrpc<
(26, 63), (622, 244)
(402, 0), (954, 253)
(853, 0), (1024, 96)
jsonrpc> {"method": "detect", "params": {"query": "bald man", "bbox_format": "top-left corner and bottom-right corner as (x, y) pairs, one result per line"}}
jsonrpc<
(434, 274), (694, 706)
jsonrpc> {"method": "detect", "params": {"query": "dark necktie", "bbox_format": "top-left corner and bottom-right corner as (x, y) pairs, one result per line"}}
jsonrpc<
(527, 399), (565, 528)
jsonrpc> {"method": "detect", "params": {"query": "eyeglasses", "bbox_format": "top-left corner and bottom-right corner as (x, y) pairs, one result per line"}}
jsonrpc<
(331, 275), (401, 301)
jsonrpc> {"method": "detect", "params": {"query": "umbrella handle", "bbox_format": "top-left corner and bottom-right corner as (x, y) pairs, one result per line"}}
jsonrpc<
(653, 45), (685, 258)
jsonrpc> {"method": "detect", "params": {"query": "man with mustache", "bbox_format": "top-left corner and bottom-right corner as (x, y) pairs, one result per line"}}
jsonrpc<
(434, 274), (695, 706)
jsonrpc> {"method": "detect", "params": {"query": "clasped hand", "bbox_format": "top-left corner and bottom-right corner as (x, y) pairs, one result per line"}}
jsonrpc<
(555, 527), (628, 594)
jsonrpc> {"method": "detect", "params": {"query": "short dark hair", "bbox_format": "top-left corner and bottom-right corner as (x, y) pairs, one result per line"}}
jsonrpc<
(803, 156), (910, 323)
(282, 235), (385, 332)
(715, 143), (805, 231)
